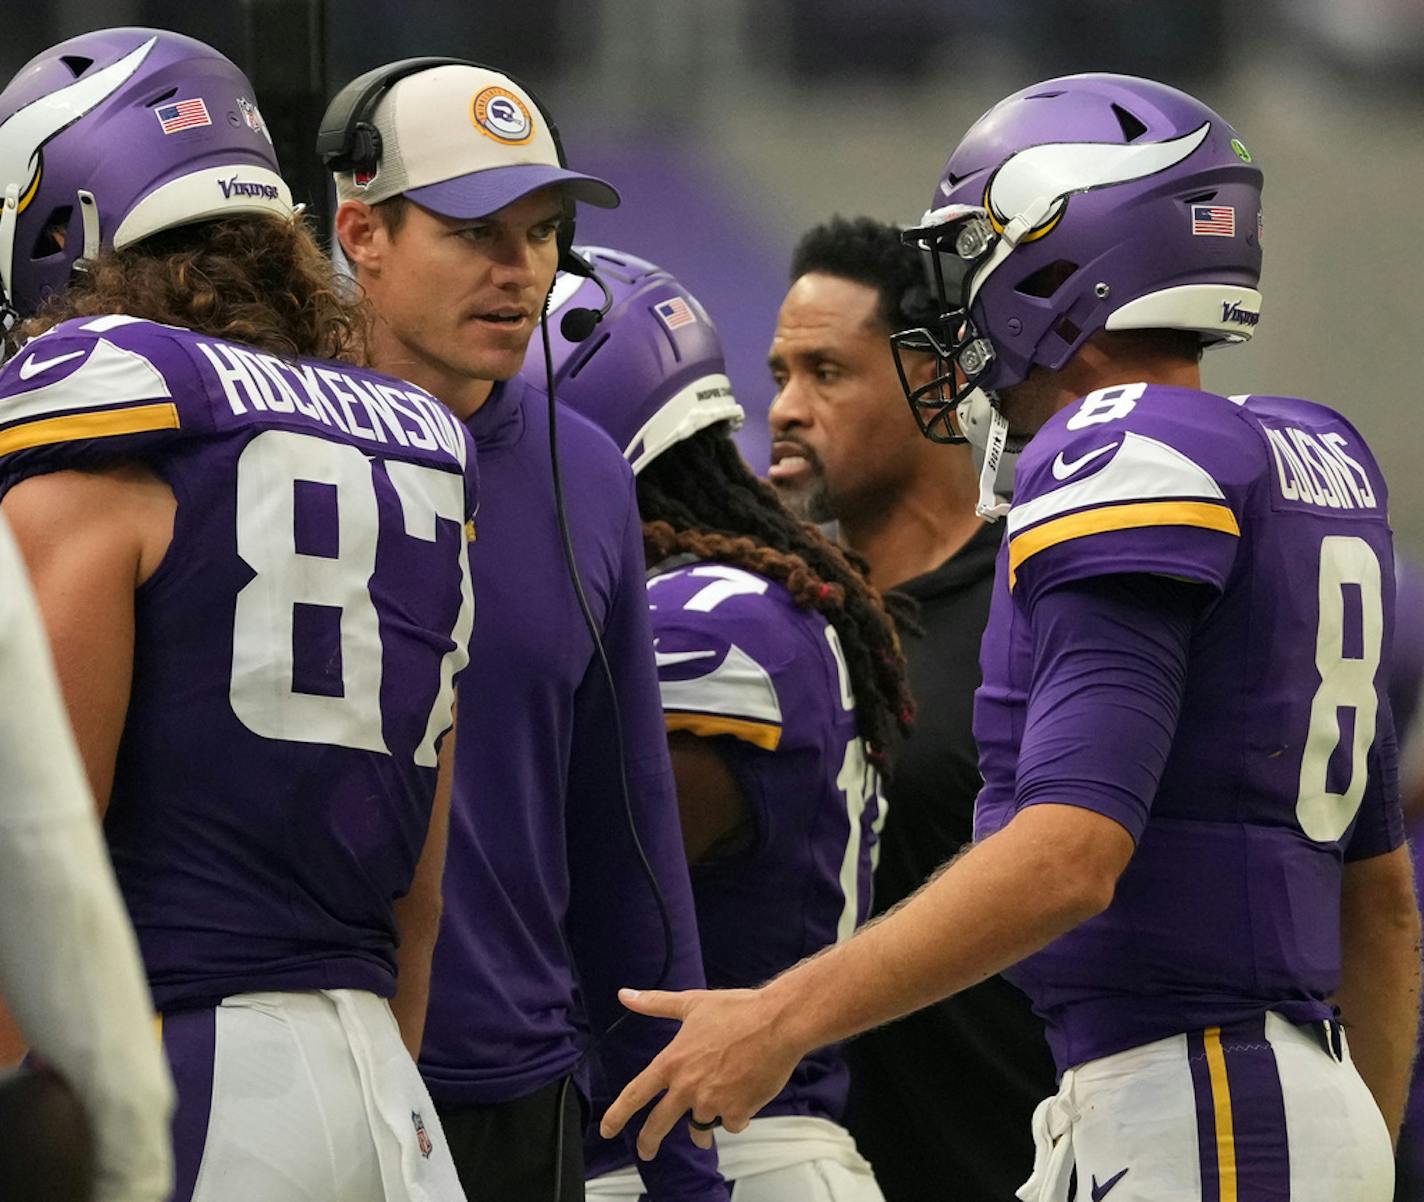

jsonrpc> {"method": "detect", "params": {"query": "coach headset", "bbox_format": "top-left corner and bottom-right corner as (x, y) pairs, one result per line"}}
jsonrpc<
(317, 60), (670, 1184)
(316, 55), (615, 337)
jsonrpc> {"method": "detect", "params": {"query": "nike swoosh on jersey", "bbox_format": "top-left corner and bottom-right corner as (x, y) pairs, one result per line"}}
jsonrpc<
(659, 642), (781, 726)
(0, 337), (170, 426)
(1052, 441), (1118, 480)
(654, 647), (719, 668)
(17, 349), (85, 380)
(1091, 1168), (1129, 1201)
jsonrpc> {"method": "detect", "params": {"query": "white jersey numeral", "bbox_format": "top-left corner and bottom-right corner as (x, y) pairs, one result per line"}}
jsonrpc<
(1066, 382), (1146, 430)
(229, 430), (471, 764)
(1296, 535), (1383, 842)
(385, 460), (475, 766)
(681, 565), (770, 613)
(835, 736), (882, 943)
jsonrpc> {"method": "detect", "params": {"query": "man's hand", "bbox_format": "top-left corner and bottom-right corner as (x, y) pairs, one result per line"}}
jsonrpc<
(598, 985), (806, 1159)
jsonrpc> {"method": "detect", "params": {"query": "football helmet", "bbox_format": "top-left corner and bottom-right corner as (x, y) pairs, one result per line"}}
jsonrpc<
(0, 28), (292, 322)
(891, 73), (1263, 514)
(522, 246), (744, 474)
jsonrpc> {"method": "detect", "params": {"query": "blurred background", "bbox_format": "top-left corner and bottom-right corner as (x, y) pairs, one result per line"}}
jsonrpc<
(8, 1), (1424, 550)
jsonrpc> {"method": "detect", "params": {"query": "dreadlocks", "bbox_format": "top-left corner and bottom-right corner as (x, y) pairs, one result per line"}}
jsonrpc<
(637, 425), (914, 775)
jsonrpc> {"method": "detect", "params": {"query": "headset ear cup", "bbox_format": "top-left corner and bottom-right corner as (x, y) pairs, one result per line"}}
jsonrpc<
(557, 197), (579, 274)
(350, 123), (382, 174)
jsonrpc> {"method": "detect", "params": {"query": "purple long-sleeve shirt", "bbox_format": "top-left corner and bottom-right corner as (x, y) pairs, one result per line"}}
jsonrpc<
(417, 376), (725, 1199)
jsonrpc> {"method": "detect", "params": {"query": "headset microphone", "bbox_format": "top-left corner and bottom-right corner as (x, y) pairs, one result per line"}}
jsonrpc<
(558, 253), (614, 343)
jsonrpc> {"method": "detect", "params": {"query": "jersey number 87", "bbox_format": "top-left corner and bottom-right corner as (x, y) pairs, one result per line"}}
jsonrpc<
(228, 430), (474, 768)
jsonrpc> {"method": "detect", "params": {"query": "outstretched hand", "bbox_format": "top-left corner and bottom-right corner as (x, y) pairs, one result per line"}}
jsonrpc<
(598, 984), (807, 1158)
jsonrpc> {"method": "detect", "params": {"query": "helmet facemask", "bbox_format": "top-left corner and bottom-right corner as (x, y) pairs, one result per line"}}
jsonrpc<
(892, 204), (1018, 519)
(891, 204), (1001, 446)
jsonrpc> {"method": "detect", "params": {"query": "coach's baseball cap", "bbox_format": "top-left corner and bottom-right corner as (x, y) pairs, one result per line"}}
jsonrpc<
(332, 64), (620, 217)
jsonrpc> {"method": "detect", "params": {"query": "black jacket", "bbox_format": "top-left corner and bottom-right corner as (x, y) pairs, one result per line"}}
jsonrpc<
(845, 521), (1057, 1202)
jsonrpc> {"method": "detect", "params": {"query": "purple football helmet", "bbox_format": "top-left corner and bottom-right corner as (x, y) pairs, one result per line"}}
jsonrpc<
(522, 246), (744, 473)
(0, 28), (293, 321)
(892, 73), (1263, 465)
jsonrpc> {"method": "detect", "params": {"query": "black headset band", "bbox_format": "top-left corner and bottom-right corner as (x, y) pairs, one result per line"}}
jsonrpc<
(315, 56), (565, 172)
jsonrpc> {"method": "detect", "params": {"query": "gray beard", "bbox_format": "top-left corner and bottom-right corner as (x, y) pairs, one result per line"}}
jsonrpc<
(777, 479), (835, 526)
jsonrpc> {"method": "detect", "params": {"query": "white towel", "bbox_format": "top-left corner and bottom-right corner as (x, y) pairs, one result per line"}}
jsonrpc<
(588, 1114), (878, 1195)
(327, 989), (466, 1202)
(1016, 1070), (1081, 1202)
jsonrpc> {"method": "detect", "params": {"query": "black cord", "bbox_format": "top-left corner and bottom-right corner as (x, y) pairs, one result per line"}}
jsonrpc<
(551, 1072), (573, 1202)
(539, 303), (677, 1202)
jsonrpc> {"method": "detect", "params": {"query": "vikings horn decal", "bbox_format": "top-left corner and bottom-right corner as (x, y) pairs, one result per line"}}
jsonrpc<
(983, 121), (1211, 241)
(0, 37), (156, 215)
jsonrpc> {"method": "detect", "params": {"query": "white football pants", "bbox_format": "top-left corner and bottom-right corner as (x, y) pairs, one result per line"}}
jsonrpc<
(162, 989), (466, 1202)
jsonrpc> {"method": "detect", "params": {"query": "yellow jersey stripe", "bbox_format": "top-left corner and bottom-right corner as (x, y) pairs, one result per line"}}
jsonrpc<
(1009, 500), (1240, 589)
(1203, 1026), (1239, 1202)
(664, 711), (782, 751)
(0, 403), (180, 456)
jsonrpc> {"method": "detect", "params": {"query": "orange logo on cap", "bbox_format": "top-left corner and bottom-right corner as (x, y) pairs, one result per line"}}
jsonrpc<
(470, 86), (534, 145)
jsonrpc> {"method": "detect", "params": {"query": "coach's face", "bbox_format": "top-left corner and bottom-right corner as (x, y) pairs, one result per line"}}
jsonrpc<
(768, 272), (934, 524)
(341, 187), (563, 413)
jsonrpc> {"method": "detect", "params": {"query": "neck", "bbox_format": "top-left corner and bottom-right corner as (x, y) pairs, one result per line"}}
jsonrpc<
(839, 446), (984, 591)
(363, 315), (494, 421)
(1049, 342), (1202, 417)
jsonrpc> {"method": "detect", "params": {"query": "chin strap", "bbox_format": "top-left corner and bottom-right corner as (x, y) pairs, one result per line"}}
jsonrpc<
(73, 190), (100, 273)
(0, 184), (19, 330)
(975, 404), (1013, 521)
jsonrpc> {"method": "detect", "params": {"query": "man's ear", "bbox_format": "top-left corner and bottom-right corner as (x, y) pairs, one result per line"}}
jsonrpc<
(334, 200), (382, 275)
(901, 346), (940, 393)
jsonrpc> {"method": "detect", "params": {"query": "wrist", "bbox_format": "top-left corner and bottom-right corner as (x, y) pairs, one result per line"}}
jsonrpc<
(760, 962), (827, 1060)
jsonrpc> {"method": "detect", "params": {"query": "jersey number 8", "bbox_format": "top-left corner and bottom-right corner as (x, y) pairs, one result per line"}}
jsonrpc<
(1296, 535), (1384, 843)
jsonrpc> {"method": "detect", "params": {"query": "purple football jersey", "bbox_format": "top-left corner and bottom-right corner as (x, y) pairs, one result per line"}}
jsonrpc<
(974, 382), (1401, 1072)
(648, 562), (882, 1120)
(0, 316), (478, 1009)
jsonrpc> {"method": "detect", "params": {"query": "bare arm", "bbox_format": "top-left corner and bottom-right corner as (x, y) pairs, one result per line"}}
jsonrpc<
(390, 716), (455, 1059)
(602, 801), (1133, 1156)
(1, 466), (173, 814)
(667, 731), (753, 864)
(1334, 845), (1420, 1144)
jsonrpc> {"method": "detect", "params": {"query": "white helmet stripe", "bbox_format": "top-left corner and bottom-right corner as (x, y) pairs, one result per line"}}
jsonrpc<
(0, 37), (157, 210)
(987, 121), (1211, 230)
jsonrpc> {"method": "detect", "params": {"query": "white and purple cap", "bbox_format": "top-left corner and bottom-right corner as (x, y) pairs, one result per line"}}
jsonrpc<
(332, 64), (619, 218)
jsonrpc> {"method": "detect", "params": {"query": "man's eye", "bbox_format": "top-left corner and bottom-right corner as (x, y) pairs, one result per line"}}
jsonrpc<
(532, 223), (561, 242)
(459, 226), (492, 241)
(816, 366), (842, 383)
(770, 372), (788, 389)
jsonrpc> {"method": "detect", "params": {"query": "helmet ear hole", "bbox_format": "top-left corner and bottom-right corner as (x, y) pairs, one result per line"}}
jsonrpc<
(30, 206), (72, 260)
(1015, 260), (1078, 299)
(1052, 315), (1082, 345)
(59, 55), (93, 77)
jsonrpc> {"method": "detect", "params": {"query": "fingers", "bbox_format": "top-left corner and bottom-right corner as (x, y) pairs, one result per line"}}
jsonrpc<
(689, 1123), (715, 1151)
(617, 986), (703, 1019)
(599, 1059), (666, 1140)
(633, 1089), (689, 1161)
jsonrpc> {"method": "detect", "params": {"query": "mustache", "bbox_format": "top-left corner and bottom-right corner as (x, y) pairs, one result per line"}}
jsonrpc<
(773, 435), (825, 474)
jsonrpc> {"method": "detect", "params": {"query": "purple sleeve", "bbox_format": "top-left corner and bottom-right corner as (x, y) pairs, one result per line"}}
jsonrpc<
(1014, 573), (1206, 841)
(1346, 700), (1404, 861)
(562, 489), (728, 1200)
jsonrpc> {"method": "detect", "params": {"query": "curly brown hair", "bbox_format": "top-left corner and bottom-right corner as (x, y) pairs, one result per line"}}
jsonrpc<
(639, 427), (915, 775)
(15, 214), (368, 362)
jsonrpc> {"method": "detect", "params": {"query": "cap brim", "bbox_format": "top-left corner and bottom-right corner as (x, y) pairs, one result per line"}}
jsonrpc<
(405, 164), (620, 219)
